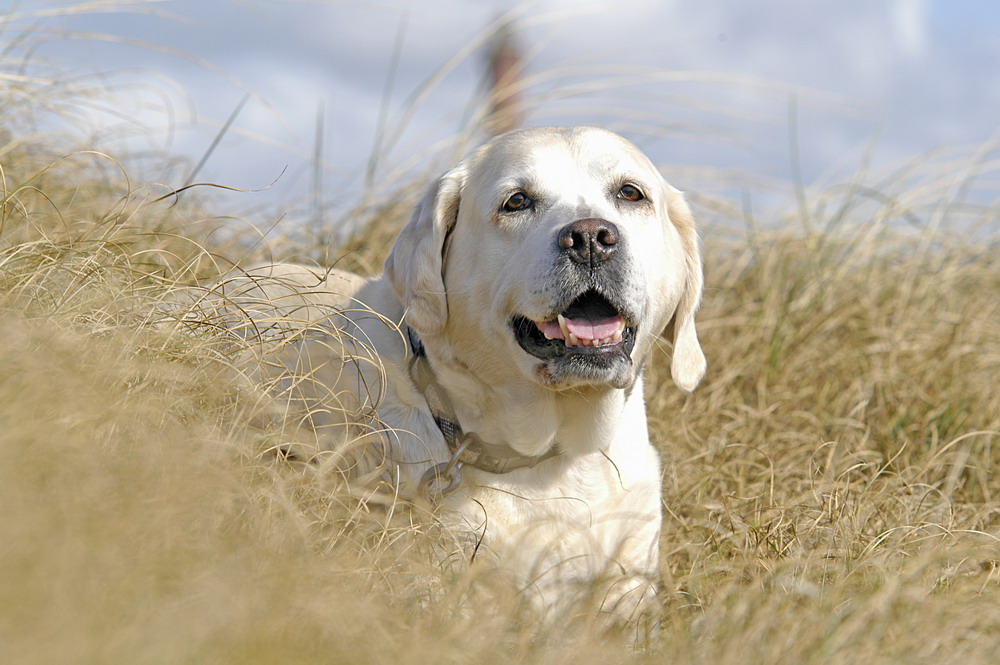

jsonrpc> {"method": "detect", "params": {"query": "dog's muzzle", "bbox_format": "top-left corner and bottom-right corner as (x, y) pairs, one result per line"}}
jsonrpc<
(510, 218), (641, 387)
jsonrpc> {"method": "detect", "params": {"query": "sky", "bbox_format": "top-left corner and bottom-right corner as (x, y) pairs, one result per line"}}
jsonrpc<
(8, 0), (1000, 232)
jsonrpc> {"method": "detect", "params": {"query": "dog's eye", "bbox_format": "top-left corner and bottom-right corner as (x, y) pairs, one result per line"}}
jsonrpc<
(502, 192), (533, 212)
(617, 184), (645, 202)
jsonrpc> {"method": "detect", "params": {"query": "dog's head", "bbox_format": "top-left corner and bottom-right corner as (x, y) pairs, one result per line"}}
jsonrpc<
(385, 127), (705, 392)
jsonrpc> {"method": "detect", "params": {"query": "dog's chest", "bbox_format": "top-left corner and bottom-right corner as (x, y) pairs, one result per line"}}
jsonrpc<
(441, 447), (661, 582)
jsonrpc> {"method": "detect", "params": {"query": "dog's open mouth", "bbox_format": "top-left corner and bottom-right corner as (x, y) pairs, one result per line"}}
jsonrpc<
(511, 290), (637, 361)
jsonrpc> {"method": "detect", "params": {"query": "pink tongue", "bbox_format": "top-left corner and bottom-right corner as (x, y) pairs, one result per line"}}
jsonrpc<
(539, 315), (622, 341)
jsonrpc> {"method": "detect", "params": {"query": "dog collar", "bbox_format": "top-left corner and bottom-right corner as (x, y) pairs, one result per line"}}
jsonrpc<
(405, 326), (561, 499)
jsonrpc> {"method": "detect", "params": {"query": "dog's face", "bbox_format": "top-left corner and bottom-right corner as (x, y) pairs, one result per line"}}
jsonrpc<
(386, 127), (705, 392)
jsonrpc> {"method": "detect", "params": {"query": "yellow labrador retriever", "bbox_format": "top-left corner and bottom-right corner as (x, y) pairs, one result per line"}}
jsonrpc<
(221, 127), (705, 618)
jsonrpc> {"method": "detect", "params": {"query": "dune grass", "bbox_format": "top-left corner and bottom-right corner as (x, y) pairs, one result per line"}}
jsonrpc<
(3, 128), (998, 663)
(2, 7), (999, 664)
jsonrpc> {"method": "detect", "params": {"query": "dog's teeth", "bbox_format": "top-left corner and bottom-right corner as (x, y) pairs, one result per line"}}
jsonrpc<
(554, 318), (626, 348)
(557, 313), (570, 340)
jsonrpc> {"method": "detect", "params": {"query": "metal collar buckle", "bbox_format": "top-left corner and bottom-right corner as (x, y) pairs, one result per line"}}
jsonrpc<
(417, 434), (471, 502)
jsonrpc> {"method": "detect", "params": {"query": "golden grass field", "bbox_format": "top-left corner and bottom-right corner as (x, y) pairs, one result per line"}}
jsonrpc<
(2, 10), (999, 664)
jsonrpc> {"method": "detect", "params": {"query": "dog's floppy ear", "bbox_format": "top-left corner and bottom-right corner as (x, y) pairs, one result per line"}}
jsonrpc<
(663, 185), (707, 392)
(384, 165), (466, 335)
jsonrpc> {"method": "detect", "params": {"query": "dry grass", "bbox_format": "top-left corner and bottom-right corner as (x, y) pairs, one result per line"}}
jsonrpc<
(2, 6), (999, 663)
(3, 134), (998, 663)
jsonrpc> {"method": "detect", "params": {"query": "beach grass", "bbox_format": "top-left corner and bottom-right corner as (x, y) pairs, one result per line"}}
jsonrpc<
(1, 5), (998, 663)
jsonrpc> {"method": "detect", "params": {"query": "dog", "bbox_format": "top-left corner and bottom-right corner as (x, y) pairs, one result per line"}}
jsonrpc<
(218, 126), (705, 620)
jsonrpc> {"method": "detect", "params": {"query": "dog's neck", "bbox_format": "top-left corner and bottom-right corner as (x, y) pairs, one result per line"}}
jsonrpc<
(410, 327), (631, 459)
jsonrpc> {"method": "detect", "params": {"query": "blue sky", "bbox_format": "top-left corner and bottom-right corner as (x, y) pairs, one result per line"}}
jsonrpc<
(9, 0), (1000, 228)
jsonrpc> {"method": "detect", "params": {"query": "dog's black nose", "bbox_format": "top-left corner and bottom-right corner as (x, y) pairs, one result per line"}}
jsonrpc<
(557, 218), (620, 266)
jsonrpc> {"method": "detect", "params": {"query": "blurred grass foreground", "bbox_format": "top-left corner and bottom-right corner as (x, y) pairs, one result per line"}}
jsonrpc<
(2, 5), (999, 665)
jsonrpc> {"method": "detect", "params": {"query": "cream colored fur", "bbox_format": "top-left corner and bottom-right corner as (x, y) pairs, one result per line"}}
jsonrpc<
(218, 127), (706, 620)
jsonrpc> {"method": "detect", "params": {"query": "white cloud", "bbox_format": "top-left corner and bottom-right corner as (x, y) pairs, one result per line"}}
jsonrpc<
(891, 0), (930, 58)
(21, 0), (1000, 213)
